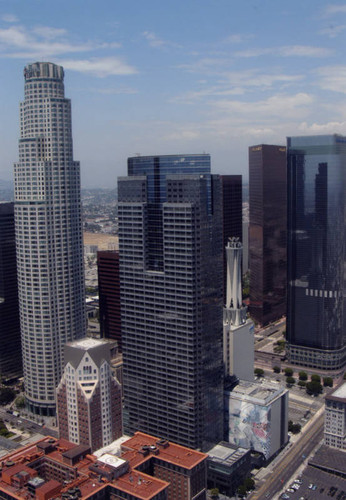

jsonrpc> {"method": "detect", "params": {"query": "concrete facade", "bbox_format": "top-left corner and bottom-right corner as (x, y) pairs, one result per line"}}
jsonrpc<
(325, 383), (346, 450)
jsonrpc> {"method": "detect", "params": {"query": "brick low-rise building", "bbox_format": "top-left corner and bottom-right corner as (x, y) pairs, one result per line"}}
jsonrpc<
(0, 433), (207, 500)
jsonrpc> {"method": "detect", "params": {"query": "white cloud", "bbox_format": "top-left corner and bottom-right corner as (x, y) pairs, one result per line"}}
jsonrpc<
(0, 25), (121, 59)
(172, 86), (245, 103)
(2, 14), (18, 23)
(32, 26), (67, 39)
(319, 24), (346, 37)
(59, 57), (137, 77)
(142, 31), (181, 49)
(298, 121), (346, 133)
(316, 65), (346, 93)
(95, 86), (138, 94)
(235, 45), (333, 58)
(163, 129), (201, 141)
(221, 69), (304, 88)
(324, 4), (346, 16)
(177, 57), (232, 74)
(211, 93), (314, 121)
(173, 69), (304, 104)
(221, 33), (253, 44)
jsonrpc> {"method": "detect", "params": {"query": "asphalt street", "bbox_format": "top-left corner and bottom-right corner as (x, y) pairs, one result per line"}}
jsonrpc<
(249, 412), (324, 500)
(0, 408), (58, 438)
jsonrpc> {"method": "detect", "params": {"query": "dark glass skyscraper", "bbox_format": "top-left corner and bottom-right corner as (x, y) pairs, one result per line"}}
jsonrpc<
(0, 203), (22, 380)
(287, 135), (346, 370)
(249, 145), (287, 326)
(220, 175), (242, 303)
(118, 154), (224, 451)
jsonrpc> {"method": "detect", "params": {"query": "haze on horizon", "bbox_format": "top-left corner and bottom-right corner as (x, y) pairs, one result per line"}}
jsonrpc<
(0, 0), (346, 188)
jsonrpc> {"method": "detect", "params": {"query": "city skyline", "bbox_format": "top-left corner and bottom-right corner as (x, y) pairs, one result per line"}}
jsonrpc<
(0, 0), (346, 187)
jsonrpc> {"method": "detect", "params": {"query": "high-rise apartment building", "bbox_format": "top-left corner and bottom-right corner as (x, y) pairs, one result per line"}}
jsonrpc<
(287, 135), (346, 370)
(97, 250), (122, 349)
(118, 154), (224, 451)
(249, 144), (287, 326)
(0, 203), (22, 380)
(57, 338), (122, 452)
(14, 62), (85, 416)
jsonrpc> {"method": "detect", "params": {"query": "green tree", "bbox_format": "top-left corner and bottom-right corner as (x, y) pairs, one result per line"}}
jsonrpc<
(298, 371), (308, 381)
(298, 380), (306, 388)
(244, 477), (255, 491)
(288, 421), (301, 434)
(210, 488), (219, 499)
(286, 376), (295, 386)
(0, 387), (16, 405)
(284, 367), (293, 377)
(274, 339), (286, 353)
(242, 271), (250, 299)
(273, 366), (281, 373)
(311, 374), (321, 383)
(306, 380), (323, 396)
(254, 368), (264, 377)
(237, 485), (247, 498)
(323, 377), (333, 387)
(15, 396), (25, 409)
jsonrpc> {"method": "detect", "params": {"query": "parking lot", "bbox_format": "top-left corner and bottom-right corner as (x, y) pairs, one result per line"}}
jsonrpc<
(280, 466), (346, 500)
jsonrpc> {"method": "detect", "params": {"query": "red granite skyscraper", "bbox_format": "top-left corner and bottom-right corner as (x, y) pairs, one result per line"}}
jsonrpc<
(97, 250), (122, 349)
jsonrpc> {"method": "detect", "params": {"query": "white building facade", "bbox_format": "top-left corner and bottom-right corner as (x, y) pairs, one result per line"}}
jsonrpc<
(14, 62), (85, 416)
(325, 383), (346, 450)
(223, 237), (254, 383)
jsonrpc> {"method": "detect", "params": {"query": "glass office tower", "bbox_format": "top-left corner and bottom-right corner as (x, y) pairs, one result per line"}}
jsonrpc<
(220, 175), (242, 303)
(249, 145), (287, 326)
(118, 154), (224, 451)
(0, 203), (22, 380)
(14, 63), (85, 415)
(287, 135), (346, 370)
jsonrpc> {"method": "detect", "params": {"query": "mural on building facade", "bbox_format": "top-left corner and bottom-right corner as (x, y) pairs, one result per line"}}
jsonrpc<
(228, 399), (271, 459)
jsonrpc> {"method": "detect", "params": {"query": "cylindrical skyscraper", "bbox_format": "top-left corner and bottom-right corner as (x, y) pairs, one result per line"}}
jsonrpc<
(14, 62), (85, 416)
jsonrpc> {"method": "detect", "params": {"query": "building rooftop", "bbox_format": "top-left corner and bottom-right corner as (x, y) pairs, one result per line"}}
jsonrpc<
(0, 433), (207, 500)
(229, 379), (287, 404)
(309, 444), (346, 476)
(327, 382), (346, 402)
(68, 338), (107, 350)
(207, 442), (249, 466)
(121, 431), (207, 470)
(94, 434), (131, 458)
(97, 453), (127, 469)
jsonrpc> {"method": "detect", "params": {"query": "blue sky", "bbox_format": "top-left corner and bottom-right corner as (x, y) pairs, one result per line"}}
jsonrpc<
(1, 0), (346, 187)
